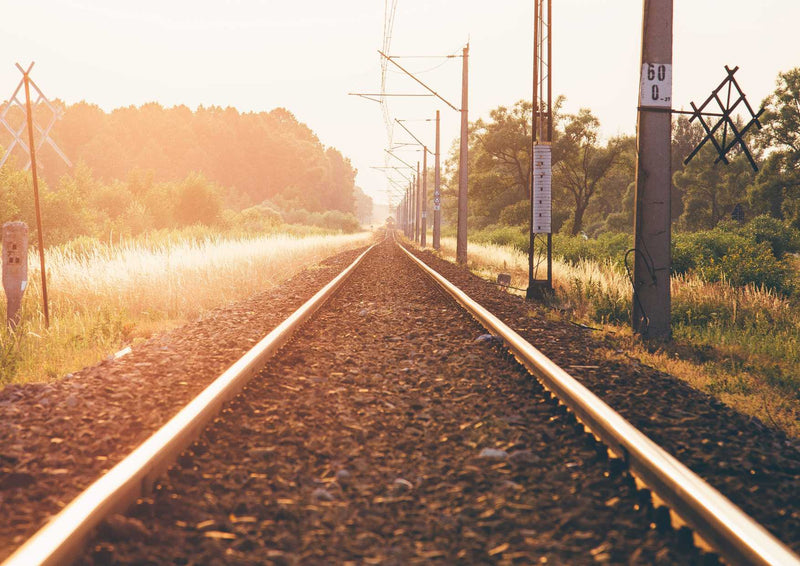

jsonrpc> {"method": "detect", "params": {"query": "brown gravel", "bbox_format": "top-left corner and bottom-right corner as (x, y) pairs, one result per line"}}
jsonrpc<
(0, 244), (370, 562)
(81, 240), (699, 565)
(405, 243), (800, 556)
(1, 234), (796, 564)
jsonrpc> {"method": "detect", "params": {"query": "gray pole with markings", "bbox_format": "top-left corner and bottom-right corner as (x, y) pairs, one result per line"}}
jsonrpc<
(421, 148), (428, 247)
(415, 163), (421, 243)
(433, 110), (441, 250)
(456, 44), (469, 264)
(633, 0), (673, 340)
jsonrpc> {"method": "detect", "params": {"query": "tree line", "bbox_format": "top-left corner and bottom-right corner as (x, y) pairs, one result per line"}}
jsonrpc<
(0, 102), (372, 245)
(439, 67), (800, 238)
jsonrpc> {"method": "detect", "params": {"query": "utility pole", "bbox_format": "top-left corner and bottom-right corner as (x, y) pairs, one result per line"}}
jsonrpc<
(395, 117), (434, 247)
(406, 190), (411, 238)
(633, 0), (673, 340)
(415, 162), (421, 243)
(409, 180), (414, 239)
(376, 48), (468, 259)
(433, 110), (442, 250)
(456, 44), (469, 264)
(421, 147), (428, 247)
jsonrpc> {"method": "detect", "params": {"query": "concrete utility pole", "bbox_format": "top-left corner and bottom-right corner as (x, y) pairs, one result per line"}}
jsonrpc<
(375, 50), (466, 255)
(433, 110), (442, 250)
(456, 44), (470, 264)
(421, 149), (428, 246)
(415, 164), (421, 242)
(633, 0), (673, 340)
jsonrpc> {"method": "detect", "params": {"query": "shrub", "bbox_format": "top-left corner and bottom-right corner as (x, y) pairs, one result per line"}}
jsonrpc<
(470, 224), (528, 252)
(234, 205), (284, 233)
(553, 232), (632, 267)
(673, 227), (796, 294)
(741, 215), (800, 258)
(498, 201), (530, 226)
(174, 173), (223, 226)
(318, 210), (361, 233)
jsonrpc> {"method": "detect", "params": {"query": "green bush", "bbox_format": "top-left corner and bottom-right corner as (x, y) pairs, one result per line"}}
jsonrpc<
(470, 224), (528, 252)
(741, 215), (800, 258)
(281, 207), (361, 233)
(234, 205), (284, 233)
(553, 232), (632, 267)
(673, 226), (796, 294)
(318, 210), (361, 233)
(174, 173), (223, 226)
(498, 201), (530, 226)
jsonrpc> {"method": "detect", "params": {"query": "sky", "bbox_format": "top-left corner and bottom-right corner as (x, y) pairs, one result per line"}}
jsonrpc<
(1, 1), (798, 208)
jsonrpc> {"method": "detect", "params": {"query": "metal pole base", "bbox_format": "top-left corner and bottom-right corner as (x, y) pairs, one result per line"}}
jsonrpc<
(526, 280), (553, 301)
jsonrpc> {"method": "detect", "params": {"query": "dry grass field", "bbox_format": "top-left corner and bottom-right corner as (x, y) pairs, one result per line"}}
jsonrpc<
(0, 231), (373, 385)
(437, 237), (800, 438)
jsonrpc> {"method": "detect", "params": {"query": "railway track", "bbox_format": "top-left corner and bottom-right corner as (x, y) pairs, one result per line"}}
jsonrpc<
(1, 234), (799, 565)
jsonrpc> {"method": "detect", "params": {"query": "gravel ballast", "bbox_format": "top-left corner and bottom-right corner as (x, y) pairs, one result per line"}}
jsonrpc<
(1, 235), (797, 564)
(83, 241), (701, 564)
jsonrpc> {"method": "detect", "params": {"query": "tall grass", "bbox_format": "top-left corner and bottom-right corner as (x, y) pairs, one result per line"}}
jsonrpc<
(437, 237), (800, 437)
(0, 231), (372, 385)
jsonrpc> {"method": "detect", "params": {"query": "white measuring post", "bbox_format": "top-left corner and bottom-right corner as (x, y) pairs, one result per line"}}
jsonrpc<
(532, 143), (552, 234)
(2, 222), (29, 329)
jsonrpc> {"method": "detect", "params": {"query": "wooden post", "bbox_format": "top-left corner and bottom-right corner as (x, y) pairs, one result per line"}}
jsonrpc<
(23, 69), (49, 328)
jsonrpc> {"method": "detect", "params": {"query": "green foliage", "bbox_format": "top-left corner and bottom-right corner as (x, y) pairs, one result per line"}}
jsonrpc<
(282, 208), (361, 233)
(174, 173), (223, 226)
(553, 232), (633, 267)
(498, 200), (530, 226)
(553, 110), (633, 235)
(2, 102), (359, 220)
(444, 98), (635, 238)
(230, 204), (284, 233)
(746, 67), (800, 226)
(741, 214), (800, 258)
(672, 221), (797, 294)
(673, 143), (757, 231)
(469, 224), (528, 252)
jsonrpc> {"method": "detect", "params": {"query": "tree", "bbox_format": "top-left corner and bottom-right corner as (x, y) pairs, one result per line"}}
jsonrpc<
(353, 186), (373, 225)
(671, 115), (705, 222)
(552, 109), (626, 235)
(174, 173), (223, 226)
(8, 102), (360, 218)
(747, 67), (800, 226)
(674, 143), (756, 230)
(468, 101), (534, 228)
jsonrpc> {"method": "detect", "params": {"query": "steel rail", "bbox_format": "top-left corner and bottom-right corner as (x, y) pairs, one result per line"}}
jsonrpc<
(2, 244), (377, 566)
(399, 243), (800, 566)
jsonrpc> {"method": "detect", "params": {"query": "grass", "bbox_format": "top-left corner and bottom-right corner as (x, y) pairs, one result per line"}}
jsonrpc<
(0, 230), (373, 385)
(436, 236), (800, 438)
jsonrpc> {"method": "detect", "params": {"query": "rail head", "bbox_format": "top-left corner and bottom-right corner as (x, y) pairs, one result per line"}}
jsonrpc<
(399, 243), (800, 566)
(2, 243), (376, 566)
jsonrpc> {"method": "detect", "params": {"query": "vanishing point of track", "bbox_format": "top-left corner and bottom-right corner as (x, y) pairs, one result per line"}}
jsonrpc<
(2, 234), (799, 565)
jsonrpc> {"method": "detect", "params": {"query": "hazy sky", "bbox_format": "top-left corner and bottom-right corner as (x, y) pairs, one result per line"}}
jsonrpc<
(1, 1), (798, 207)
